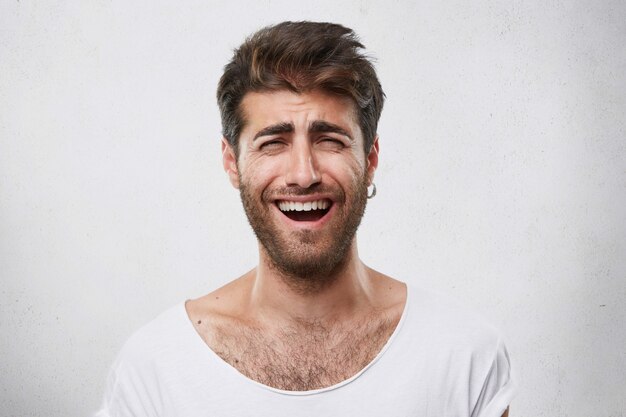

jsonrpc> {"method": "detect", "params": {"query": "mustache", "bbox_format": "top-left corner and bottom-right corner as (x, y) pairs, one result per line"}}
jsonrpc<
(263, 184), (344, 199)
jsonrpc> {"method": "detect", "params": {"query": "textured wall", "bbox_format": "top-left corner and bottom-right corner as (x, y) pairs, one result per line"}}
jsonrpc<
(1, 1), (624, 416)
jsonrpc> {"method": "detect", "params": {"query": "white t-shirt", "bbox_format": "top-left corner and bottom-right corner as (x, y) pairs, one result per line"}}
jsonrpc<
(95, 286), (515, 417)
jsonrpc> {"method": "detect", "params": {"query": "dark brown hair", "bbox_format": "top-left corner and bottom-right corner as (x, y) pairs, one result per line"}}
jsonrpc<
(217, 21), (385, 154)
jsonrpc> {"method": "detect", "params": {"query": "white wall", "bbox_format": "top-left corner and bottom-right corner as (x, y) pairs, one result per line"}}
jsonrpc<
(1, 1), (624, 416)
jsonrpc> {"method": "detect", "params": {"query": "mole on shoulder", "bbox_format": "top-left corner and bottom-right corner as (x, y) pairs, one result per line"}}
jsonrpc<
(215, 296), (220, 300)
(197, 320), (202, 325)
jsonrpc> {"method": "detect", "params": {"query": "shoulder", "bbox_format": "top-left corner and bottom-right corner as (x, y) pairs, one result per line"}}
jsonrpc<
(103, 304), (194, 389)
(398, 285), (516, 416)
(96, 304), (191, 417)
(397, 285), (512, 387)
(115, 304), (190, 367)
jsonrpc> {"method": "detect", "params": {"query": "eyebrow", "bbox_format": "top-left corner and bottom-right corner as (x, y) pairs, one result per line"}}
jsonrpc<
(253, 120), (353, 141)
(309, 120), (353, 141)
(253, 123), (294, 141)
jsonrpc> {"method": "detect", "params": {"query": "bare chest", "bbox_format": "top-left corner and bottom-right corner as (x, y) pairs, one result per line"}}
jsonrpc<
(194, 314), (399, 391)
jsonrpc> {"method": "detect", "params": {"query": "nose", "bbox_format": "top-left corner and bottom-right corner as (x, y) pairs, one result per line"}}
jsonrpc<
(284, 140), (321, 188)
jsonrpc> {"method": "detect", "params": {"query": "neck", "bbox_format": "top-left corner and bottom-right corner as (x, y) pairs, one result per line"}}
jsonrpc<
(249, 240), (375, 323)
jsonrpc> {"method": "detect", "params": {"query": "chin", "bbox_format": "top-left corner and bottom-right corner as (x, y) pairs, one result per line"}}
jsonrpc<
(264, 238), (352, 281)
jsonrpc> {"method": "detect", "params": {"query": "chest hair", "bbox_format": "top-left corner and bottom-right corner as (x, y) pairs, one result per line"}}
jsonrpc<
(195, 312), (399, 391)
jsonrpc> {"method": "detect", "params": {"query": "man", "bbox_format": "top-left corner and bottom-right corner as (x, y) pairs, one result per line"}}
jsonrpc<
(96, 21), (514, 416)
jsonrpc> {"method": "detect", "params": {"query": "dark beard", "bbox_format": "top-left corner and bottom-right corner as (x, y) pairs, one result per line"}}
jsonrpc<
(239, 175), (368, 292)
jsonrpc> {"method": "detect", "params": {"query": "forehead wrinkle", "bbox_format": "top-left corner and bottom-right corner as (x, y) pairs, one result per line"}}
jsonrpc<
(240, 90), (362, 145)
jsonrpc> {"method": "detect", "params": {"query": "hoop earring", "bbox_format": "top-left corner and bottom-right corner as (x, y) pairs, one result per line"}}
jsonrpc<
(367, 183), (377, 199)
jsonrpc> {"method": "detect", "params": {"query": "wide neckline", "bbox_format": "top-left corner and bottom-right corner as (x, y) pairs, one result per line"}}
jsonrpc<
(181, 283), (410, 396)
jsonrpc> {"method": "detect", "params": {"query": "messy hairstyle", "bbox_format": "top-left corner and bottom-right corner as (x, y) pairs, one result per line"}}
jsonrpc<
(217, 21), (385, 155)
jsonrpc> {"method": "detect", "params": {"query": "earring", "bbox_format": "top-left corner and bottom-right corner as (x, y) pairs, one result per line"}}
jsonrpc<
(367, 183), (377, 199)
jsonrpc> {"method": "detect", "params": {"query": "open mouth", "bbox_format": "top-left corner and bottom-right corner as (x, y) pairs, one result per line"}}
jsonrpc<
(277, 199), (332, 222)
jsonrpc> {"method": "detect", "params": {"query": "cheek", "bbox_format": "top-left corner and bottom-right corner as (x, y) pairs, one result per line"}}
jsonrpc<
(321, 153), (367, 180)
(240, 155), (285, 188)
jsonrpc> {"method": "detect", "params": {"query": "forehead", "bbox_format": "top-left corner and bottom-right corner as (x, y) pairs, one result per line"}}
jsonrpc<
(239, 90), (359, 135)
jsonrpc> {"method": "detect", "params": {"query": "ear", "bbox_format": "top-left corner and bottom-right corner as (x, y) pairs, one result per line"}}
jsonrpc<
(222, 138), (240, 189)
(366, 136), (379, 186)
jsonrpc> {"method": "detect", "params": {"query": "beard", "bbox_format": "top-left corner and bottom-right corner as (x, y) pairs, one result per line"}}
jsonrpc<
(239, 173), (368, 291)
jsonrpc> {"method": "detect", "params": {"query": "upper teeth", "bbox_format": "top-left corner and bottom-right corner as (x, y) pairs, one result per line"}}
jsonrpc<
(278, 200), (330, 212)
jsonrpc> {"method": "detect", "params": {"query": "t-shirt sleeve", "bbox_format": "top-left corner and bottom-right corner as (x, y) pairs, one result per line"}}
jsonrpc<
(471, 337), (516, 417)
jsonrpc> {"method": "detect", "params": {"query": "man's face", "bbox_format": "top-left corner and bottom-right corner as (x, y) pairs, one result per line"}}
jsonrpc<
(222, 89), (378, 283)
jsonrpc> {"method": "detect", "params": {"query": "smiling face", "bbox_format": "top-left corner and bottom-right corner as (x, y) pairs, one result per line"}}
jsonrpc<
(223, 89), (378, 285)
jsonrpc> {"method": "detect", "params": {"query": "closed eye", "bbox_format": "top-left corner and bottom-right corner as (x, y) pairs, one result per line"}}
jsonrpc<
(317, 137), (346, 148)
(260, 140), (287, 150)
